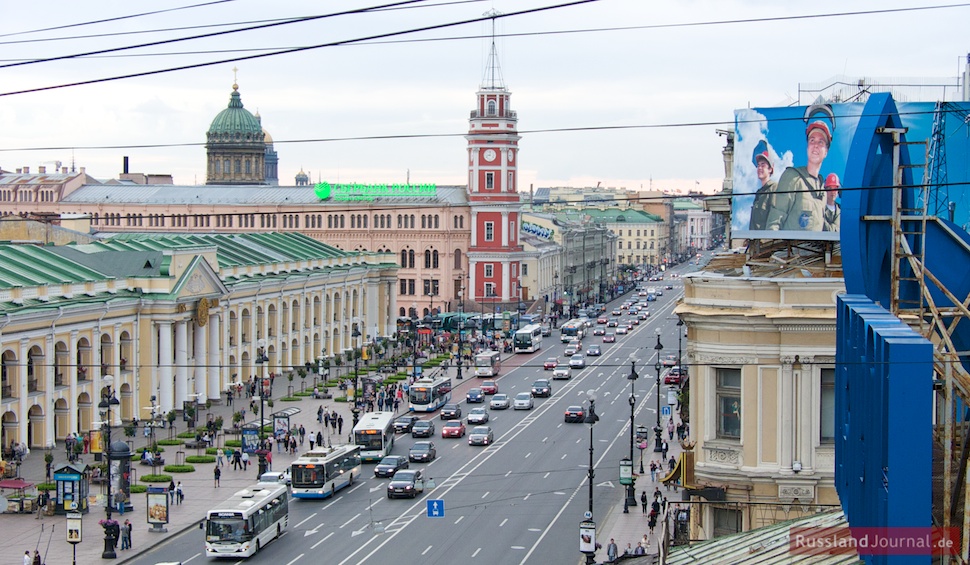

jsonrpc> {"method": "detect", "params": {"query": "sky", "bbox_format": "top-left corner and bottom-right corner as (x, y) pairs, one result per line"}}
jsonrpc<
(0, 0), (968, 194)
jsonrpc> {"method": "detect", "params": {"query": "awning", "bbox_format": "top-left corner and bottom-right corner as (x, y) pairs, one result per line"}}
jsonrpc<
(0, 479), (34, 490)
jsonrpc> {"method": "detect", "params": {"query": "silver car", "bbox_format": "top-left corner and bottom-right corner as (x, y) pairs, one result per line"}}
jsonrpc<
(467, 407), (490, 424)
(569, 354), (586, 369)
(468, 426), (494, 446)
(513, 392), (534, 410)
(490, 393), (511, 410)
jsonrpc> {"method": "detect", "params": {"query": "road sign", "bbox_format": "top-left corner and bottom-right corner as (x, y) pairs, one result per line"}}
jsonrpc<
(661, 405), (671, 417)
(427, 499), (445, 518)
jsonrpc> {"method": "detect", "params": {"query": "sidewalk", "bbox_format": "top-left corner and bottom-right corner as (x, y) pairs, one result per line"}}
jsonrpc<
(0, 379), (362, 565)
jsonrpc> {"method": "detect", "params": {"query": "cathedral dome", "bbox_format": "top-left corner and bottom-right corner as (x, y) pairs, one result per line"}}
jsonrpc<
(207, 84), (264, 142)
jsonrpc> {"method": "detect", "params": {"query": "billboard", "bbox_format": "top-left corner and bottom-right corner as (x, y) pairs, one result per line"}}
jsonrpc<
(730, 101), (960, 240)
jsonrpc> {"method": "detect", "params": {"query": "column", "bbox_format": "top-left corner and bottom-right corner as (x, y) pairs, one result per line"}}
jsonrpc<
(194, 318), (207, 402)
(366, 280), (379, 340)
(208, 313), (221, 400)
(18, 338), (28, 444)
(779, 356), (795, 473)
(175, 321), (188, 408)
(45, 333), (55, 447)
(501, 260), (511, 302)
(470, 210), (478, 245)
(69, 330), (78, 434)
(387, 281), (397, 336)
(501, 211), (509, 246)
(158, 322), (174, 412)
(797, 356), (815, 474)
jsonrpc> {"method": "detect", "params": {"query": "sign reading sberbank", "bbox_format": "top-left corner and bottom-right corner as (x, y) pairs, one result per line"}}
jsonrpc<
(315, 181), (436, 201)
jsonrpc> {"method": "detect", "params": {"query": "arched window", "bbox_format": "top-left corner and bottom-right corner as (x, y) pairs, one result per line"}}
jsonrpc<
(410, 214), (415, 228)
(487, 100), (497, 116)
(340, 215), (345, 228)
(397, 214), (402, 228)
(432, 250), (439, 268)
(350, 215), (355, 229)
(223, 159), (230, 174)
(401, 249), (408, 267)
(453, 216), (458, 229)
(424, 250), (432, 269)
(421, 215), (426, 229)
(434, 215), (439, 229)
(454, 249), (463, 269)
(408, 249), (415, 268)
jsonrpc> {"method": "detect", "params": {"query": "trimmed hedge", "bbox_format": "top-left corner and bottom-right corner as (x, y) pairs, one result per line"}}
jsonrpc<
(293, 391), (314, 397)
(163, 464), (196, 473)
(157, 439), (183, 446)
(280, 396), (302, 402)
(176, 431), (196, 439)
(130, 485), (148, 494)
(224, 440), (242, 448)
(334, 396), (348, 403)
(140, 474), (173, 483)
(205, 447), (220, 455)
(36, 482), (56, 491)
(185, 455), (216, 464)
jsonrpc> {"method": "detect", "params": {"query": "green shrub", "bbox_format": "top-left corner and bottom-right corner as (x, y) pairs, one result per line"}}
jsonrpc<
(36, 482), (56, 491)
(176, 431), (196, 439)
(293, 391), (313, 397)
(280, 396), (302, 402)
(137, 446), (164, 454)
(163, 464), (196, 473)
(157, 439), (183, 446)
(205, 447), (220, 455)
(140, 474), (173, 483)
(185, 455), (216, 464)
(225, 440), (242, 448)
(130, 485), (148, 494)
(334, 396), (348, 402)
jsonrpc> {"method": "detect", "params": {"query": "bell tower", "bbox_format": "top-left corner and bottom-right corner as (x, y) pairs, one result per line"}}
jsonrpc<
(466, 30), (525, 308)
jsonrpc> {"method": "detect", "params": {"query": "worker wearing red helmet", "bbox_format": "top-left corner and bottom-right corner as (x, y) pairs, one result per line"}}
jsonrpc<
(765, 121), (831, 231)
(823, 172), (841, 231)
(749, 150), (776, 230)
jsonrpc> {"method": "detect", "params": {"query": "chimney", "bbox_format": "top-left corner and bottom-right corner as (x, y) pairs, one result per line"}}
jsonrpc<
(123, 156), (129, 174)
(38, 166), (46, 174)
(16, 168), (22, 174)
(23, 166), (29, 174)
(79, 167), (85, 175)
(61, 167), (68, 174)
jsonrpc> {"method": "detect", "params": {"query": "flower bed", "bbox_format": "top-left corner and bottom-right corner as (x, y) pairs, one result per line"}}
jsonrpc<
(163, 464), (196, 473)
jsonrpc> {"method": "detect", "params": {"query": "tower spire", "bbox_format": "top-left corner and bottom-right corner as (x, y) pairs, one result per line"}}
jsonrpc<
(481, 9), (505, 90)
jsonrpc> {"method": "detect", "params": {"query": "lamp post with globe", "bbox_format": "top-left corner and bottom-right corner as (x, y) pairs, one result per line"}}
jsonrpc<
(254, 340), (270, 478)
(98, 375), (120, 559)
(653, 329), (665, 453)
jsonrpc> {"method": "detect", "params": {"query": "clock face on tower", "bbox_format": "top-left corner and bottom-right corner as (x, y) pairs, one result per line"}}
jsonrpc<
(483, 149), (496, 162)
(508, 149), (514, 163)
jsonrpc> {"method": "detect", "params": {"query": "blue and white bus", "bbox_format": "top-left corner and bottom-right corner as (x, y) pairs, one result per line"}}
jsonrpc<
(352, 411), (395, 462)
(513, 324), (544, 353)
(560, 319), (587, 342)
(409, 377), (452, 412)
(290, 444), (362, 499)
(204, 482), (289, 557)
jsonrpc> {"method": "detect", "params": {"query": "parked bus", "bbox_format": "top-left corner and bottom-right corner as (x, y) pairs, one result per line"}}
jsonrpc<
(204, 482), (289, 557)
(409, 377), (452, 412)
(560, 319), (588, 342)
(352, 412), (396, 462)
(513, 324), (544, 353)
(474, 350), (502, 377)
(290, 444), (362, 499)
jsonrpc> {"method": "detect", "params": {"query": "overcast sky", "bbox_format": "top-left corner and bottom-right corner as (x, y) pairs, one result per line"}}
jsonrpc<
(1, 0), (967, 194)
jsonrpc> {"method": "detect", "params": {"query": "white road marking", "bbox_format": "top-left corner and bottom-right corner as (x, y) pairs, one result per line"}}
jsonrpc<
(311, 532), (334, 549)
(525, 452), (531, 458)
(560, 454), (567, 460)
(543, 472), (551, 479)
(472, 548), (482, 557)
(339, 513), (361, 528)
(294, 512), (317, 528)
(421, 545), (433, 555)
(523, 493), (530, 500)
(482, 491), (490, 499)
(286, 554), (304, 565)
(455, 516), (464, 525)
(183, 553), (200, 563)
(499, 518), (508, 527)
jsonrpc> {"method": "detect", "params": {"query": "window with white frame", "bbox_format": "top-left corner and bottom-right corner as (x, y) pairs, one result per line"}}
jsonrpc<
(716, 368), (741, 439)
(485, 283), (495, 296)
(485, 222), (494, 241)
(820, 368), (835, 443)
(485, 172), (494, 190)
(484, 264), (494, 278)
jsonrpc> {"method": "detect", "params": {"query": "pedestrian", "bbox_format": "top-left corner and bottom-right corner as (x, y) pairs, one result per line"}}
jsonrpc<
(648, 511), (658, 534)
(640, 490), (648, 515)
(266, 450), (272, 472)
(634, 542), (646, 555)
(299, 425), (306, 445)
(241, 451), (250, 470)
(606, 538), (618, 563)
(125, 519), (133, 550)
(393, 398), (400, 413)
(667, 418), (675, 440)
(331, 410), (338, 432)
(321, 407), (328, 426)
(337, 415), (344, 436)
(232, 449), (241, 470)
(661, 440), (669, 461)
(309, 435), (315, 450)
(213, 466), (221, 487)
(120, 519), (131, 550)
(23, 550), (31, 565)
(316, 431), (323, 449)
(31, 550), (40, 565)
(168, 479), (176, 503)
(277, 434), (284, 453)
(176, 481), (184, 504)
(668, 456), (676, 472)
(649, 460), (657, 482)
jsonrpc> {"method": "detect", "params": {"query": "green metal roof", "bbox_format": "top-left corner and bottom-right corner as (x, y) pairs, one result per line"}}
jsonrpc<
(0, 243), (109, 288)
(579, 208), (663, 223)
(673, 198), (703, 210)
(207, 85), (263, 138)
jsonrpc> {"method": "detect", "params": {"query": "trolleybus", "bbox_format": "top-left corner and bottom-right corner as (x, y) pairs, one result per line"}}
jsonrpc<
(513, 324), (544, 353)
(289, 444), (362, 499)
(204, 482), (289, 558)
(409, 377), (452, 412)
(352, 412), (395, 462)
(474, 350), (501, 377)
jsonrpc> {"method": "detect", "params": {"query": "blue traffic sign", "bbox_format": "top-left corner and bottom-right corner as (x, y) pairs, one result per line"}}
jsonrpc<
(661, 405), (671, 417)
(427, 499), (445, 518)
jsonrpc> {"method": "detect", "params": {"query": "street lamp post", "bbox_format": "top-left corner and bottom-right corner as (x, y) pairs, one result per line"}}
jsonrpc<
(636, 424), (649, 475)
(98, 375), (120, 559)
(653, 329), (665, 453)
(583, 390), (598, 565)
(352, 323), (362, 429)
(624, 356), (639, 513)
(255, 340), (270, 477)
(456, 284), (464, 380)
(409, 319), (418, 382)
(677, 318), (684, 369)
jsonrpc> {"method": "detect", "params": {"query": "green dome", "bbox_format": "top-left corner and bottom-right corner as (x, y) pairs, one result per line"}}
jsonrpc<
(207, 85), (264, 141)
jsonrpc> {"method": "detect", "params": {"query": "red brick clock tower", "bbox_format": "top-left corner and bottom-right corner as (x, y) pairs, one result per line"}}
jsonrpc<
(466, 41), (526, 311)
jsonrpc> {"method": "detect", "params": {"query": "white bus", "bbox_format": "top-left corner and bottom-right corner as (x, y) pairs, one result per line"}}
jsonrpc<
(474, 350), (502, 377)
(290, 444), (362, 499)
(204, 482), (289, 558)
(513, 324), (544, 353)
(352, 412), (396, 462)
(560, 319), (587, 342)
(409, 377), (452, 412)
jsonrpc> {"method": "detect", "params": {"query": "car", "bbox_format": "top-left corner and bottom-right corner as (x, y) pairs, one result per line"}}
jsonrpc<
(440, 403), (462, 420)
(466, 388), (484, 403)
(639, 291), (649, 297)
(612, 309), (623, 316)
(531, 379), (552, 398)
(480, 380), (498, 394)
(467, 407), (490, 424)
(664, 372), (684, 385)
(552, 367), (571, 380)
(513, 392), (534, 410)
(441, 421), (466, 438)
(646, 294), (657, 302)
(592, 327), (606, 336)
(564, 405), (585, 423)
(569, 354), (586, 369)
(393, 415), (420, 433)
(387, 469), (425, 499)
(669, 365), (688, 377)
(616, 326), (629, 335)
(408, 441), (437, 462)
(490, 393), (511, 410)
(630, 318), (640, 326)
(373, 455), (409, 478)
(543, 357), (559, 370)
(638, 312), (649, 320)
(564, 342), (581, 356)
(586, 344), (602, 356)
(411, 419), (435, 438)
(596, 317), (608, 325)
(606, 320), (618, 328)
(540, 323), (552, 336)
(665, 284), (674, 290)
(656, 290), (663, 296)
(662, 353), (678, 367)
(259, 469), (292, 486)
(625, 322), (634, 330)
(603, 332), (616, 343)
(468, 426), (494, 446)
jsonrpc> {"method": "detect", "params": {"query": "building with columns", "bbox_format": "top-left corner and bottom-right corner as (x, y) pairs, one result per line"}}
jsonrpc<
(0, 231), (396, 449)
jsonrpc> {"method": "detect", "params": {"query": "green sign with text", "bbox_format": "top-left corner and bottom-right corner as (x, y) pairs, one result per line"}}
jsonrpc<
(315, 181), (436, 201)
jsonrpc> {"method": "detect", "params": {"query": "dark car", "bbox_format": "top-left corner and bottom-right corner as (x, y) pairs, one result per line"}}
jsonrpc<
(408, 441), (437, 462)
(592, 327), (606, 336)
(564, 405), (585, 423)
(393, 415), (420, 434)
(466, 388), (485, 403)
(387, 469), (425, 499)
(440, 403), (462, 420)
(441, 421), (466, 438)
(665, 284), (674, 290)
(411, 420), (435, 438)
(468, 426), (494, 446)
(373, 455), (409, 478)
(531, 379), (552, 398)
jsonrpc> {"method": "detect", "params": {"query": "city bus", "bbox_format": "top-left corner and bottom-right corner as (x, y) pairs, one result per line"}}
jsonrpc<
(409, 377), (452, 412)
(204, 482), (289, 558)
(560, 319), (587, 342)
(290, 444), (362, 499)
(513, 324), (544, 353)
(352, 411), (396, 462)
(474, 350), (502, 377)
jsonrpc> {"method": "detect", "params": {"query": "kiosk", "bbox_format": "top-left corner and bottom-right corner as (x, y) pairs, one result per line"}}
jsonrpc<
(53, 462), (89, 514)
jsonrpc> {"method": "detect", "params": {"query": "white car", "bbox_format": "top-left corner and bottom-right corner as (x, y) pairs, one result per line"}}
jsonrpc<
(513, 392), (534, 410)
(259, 469), (292, 486)
(564, 341), (581, 356)
(552, 367), (571, 380)
(569, 354), (586, 369)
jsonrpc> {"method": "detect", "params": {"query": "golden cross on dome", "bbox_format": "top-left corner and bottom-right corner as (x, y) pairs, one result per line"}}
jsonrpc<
(232, 67), (239, 90)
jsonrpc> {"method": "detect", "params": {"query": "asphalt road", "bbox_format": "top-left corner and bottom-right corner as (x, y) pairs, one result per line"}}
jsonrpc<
(128, 264), (699, 565)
